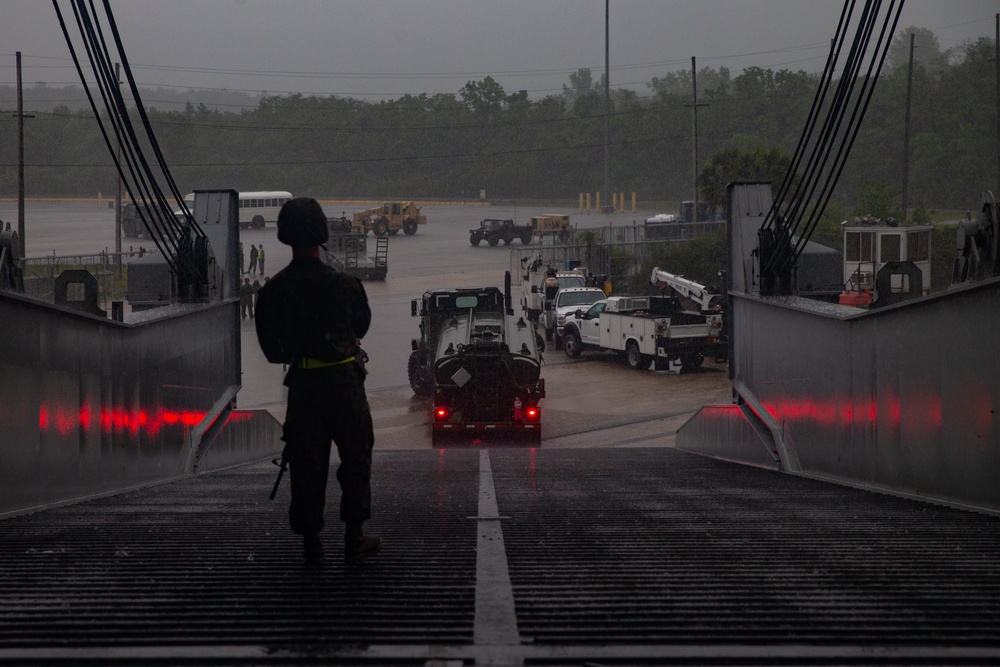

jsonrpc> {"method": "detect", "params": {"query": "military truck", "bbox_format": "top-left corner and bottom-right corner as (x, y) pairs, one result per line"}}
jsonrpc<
(470, 219), (533, 246)
(408, 277), (545, 444)
(353, 201), (426, 236)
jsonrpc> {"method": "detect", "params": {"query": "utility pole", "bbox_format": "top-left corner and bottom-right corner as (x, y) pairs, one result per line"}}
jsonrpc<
(902, 32), (914, 224)
(603, 0), (610, 211)
(115, 63), (122, 279)
(687, 57), (708, 223)
(13, 53), (35, 258)
(15, 52), (30, 258)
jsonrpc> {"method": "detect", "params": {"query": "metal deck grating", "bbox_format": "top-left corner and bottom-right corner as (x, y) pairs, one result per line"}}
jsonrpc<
(2, 446), (1000, 665)
(491, 447), (1000, 649)
(0, 450), (480, 653)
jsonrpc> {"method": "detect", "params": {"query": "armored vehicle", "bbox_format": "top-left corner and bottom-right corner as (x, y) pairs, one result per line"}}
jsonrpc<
(470, 218), (533, 246)
(409, 278), (545, 444)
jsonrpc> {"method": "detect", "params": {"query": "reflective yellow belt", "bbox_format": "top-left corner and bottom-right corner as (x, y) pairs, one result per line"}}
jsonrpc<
(298, 356), (355, 370)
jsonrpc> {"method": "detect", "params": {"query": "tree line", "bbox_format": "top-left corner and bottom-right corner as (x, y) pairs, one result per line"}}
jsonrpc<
(0, 28), (995, 215)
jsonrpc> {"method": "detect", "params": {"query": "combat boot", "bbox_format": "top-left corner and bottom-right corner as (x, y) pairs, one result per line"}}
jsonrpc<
(303, 533), (325, 566)
(344, 522), (381, 565)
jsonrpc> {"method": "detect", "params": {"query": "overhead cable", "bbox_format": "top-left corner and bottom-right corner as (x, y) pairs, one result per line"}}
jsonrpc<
(761, 0), (905, 277)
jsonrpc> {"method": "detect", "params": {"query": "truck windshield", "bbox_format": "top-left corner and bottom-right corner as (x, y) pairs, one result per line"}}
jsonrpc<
(558, 276), (586, 289)
(560, 291), (604, 306)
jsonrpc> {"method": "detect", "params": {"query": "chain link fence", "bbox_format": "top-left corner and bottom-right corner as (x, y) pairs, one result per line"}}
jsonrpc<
(510, 221), (724, 293)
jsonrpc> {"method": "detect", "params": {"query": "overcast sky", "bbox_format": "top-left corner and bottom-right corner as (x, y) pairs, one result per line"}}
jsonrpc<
(2, 0), (997, 102)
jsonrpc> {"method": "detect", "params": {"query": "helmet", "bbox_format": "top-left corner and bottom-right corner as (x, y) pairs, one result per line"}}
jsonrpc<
(276, 197), (329, 247)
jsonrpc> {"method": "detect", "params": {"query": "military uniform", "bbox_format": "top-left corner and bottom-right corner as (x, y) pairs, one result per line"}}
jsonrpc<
(253, 198), (382, 566)
(256, 258), (373, 538)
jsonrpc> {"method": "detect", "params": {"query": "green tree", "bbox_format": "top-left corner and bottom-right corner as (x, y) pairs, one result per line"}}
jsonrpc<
(888, 26), (947, 75)
(699, 145), (791, 213)
(642, 229), (727, 291)
(853, 179), (901, 220)
(562, 68), (596, 103)
(460, 76), (505, 118)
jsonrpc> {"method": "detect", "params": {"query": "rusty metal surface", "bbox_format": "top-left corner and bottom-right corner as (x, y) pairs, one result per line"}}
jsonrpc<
(2, 447), (1000, 665)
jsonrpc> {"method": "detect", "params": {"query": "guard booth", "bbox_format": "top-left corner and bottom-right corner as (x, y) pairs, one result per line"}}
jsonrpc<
(843, 221), (932, 296)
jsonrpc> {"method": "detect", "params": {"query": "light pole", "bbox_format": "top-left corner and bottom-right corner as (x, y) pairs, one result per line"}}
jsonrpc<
(603, 0), (610, 210)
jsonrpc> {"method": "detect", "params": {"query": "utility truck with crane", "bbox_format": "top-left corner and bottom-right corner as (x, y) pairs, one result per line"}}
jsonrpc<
(408, 277), (545, 444)
(649, 266), (724, 319)
(561, 292), (719, 372)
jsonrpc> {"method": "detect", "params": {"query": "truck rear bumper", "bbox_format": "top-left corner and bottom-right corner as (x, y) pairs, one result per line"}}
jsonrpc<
(434, 422), (540, 432)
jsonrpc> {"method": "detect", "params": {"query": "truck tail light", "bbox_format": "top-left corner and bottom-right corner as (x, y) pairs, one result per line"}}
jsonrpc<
(433, 406), (449, 421)
(525, 406), (540, 421)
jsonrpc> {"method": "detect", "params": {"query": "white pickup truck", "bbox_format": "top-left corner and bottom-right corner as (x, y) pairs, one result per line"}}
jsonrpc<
(560, 295), (717, 371)
(548, 286), (608, 347)
(521, 263), (588, 327)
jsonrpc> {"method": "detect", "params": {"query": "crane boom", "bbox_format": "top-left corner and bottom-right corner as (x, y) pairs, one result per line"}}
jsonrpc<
(649, 267), (720, 312)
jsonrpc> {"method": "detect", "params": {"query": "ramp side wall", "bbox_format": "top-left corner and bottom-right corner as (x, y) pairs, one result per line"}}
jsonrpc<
(0, 292), (254, 515)
(721, 281), (999, 510)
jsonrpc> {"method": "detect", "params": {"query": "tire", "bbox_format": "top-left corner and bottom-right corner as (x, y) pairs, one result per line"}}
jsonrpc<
(373, 218), (389, 236)
(487, 235), (499, 247)
(403, 218), (418, 235)
(470, 235), (481, 246)
(680, 352), (705, 373)
(520, 233), (532, 245)
(252, 215), (265, 229)
(563, 330), (582, 358)
(535, 332), (546, 353)
(626, 340), (651, 370)
(407, 351), (434, 395)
